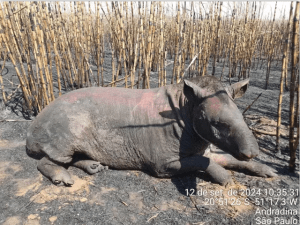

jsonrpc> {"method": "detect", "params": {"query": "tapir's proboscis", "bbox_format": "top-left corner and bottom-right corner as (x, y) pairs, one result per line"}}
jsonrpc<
(26, 76), (277, 187)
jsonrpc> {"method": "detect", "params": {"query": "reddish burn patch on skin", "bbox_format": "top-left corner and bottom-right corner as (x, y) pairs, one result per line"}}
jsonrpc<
(206, 97), (222, 116)
(60, 88), (170, 119)
(133, 92), (170, 118)
(209, 153), (229, 167)
(61, 88), (144, 105)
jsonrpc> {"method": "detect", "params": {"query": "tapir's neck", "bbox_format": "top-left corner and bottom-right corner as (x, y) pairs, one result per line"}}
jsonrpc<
(165, 83), (197, 135)
(164, 83), (209, 155)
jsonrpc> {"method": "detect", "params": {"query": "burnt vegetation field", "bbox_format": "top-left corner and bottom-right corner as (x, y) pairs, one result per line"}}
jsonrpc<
(0, 2), (299, 225)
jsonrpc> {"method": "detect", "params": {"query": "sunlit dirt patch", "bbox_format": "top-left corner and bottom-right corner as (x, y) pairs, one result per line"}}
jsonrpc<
(0, 161), (23, 182)
(157, 200), (187, 211)
(24, 214), (40, 225)
(195, 181), (255, 218)
(15, 176), (43, 197)
(128, 192), (145, 210)
(2, 216), (22, 225)
(48, 216), (57, 224)
(0, 140), (26, 150)
(29, 175), (93, 204)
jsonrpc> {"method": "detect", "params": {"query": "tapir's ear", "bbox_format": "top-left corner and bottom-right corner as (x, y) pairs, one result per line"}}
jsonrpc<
(183, 79), (204, 100)
(229, 79), (249, 99)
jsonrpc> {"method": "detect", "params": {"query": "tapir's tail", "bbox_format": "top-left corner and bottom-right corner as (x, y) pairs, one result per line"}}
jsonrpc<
(26, 131), (45, 160)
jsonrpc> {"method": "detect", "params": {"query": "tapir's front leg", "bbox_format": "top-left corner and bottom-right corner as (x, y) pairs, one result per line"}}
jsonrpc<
(204, 148), (277, 178)
(159, 155), (235, 186)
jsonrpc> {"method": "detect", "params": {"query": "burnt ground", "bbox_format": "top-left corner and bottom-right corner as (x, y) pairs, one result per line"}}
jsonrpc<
(0, 53), (299, 225)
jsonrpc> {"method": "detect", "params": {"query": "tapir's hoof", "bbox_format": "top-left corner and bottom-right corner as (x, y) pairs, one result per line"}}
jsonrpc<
(213, 175), (235, 187)
(249, 163), (277, 178)
(86, 162), (108, 174)
(52, 173), (74, 186)
(37, 157), (74, 186)
(205, 163), (234, 186)
(73, 160), (108, 175)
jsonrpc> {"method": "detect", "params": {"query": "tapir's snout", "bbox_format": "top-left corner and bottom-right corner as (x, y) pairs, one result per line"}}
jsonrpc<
(233, 126), (260, 161)
(239, 150), (259, 161)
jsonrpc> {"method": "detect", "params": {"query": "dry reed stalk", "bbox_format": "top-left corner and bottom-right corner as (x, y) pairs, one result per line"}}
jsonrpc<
(227, 3), (237, 83)
(150, 3), (159, 74)
(0, 46), (7, 103)
(42, 3), (54, 96)
(188, 2), (196, 77)
(201, 5), (214, 77)
(95, 2), (101, 86)
(71, 2), (80, 86)
(4, 3), (32, 95)
(0, 3), (32, 109)
(276, 2), (294, 153)
(196, 9), (203, 75)
(245, 10), (261, 79)
(104, 3), (116, 87)
(129, 3), (139, 89)
(158, 1), (164, 87)
(111, 3), (122, 83)
(241, 4), (251, 80)
(284, 3), (295, 91)
(178, 2), (187, 82)
(212, 2), (222, 76)
(172, 2), (180, 84)
(289, 2), (299, 171)
(143, 1), (155, 89)
(127, 2), (134, 88)
(100, 19), (105, 87)
(78, 42), (95, 83)
(162, 14), (167, 86)
(130, 33), (139, 89)
(265, 2), (277, 89)
(52, 3), (69, 90)
(80, 2), (89, 87)
(8, 3), (34, 79)
(137, 2), (144, 89)
(0, 27), (31, 109)
(38, 2), (55, 101)
(46, 6), (62, 96)
(75, 2), (85, 88)
(20, 2), (41, 109)
(294, 76), (300, 152)
(32, 3), (49, 101)
(29, 3), (50, 106)
(82, 3), (90, 87)
(117, 2), (128, 87)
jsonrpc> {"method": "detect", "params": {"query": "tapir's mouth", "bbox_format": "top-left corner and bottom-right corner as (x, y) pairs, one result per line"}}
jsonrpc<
(238, 152), (254, 161)
(224, 147), (253, 161)
(239, 155), (251, 161)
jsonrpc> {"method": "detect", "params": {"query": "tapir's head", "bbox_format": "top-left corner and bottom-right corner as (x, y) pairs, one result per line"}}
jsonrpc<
(183, 76), (259, 161)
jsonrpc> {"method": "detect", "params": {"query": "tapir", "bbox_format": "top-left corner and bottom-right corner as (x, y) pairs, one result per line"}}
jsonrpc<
(26, 76), (277, 186)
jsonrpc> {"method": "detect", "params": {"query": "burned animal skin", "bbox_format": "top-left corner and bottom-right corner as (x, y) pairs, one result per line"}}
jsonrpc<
(26, 76), (277, 186)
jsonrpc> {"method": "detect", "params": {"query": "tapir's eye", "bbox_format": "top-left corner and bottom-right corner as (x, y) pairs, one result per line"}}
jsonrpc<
(211, 121), (230, 136)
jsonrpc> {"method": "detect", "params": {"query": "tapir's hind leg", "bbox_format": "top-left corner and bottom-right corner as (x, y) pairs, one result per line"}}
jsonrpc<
(38, 157), (74, 186)
(72, 159), (108, 174)
(205, 146), (277, 178)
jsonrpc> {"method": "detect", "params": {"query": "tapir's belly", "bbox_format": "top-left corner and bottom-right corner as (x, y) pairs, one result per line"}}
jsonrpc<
(66, 109), (182, 171)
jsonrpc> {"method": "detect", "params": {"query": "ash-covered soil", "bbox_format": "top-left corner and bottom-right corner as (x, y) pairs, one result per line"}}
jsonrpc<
(0, 54), (299, 225)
